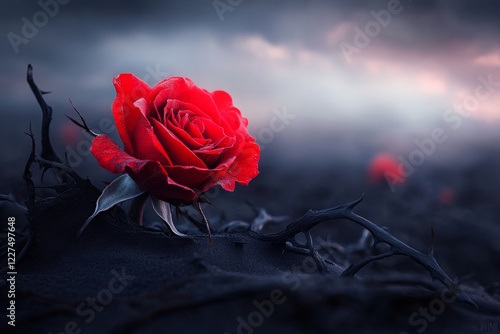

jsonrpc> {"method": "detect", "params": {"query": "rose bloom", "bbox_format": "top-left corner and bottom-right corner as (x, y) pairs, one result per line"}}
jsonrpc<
(90, 74), (260, 204)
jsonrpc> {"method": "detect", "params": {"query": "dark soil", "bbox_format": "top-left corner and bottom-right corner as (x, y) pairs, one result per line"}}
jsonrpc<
(1, 140), (500, 334)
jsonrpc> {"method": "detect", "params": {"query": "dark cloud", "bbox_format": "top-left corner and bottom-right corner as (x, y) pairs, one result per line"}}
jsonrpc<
(3, 0), (499, 58)
(1, 0), (499, 125)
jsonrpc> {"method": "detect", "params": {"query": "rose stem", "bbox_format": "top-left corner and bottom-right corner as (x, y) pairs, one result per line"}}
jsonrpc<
(193, 200), (212, 246)
(128, 192), (149, 226)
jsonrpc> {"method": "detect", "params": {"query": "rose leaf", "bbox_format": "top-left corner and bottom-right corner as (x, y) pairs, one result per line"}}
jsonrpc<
(151, 197), (187, 237)
(78, 174), (146, 237)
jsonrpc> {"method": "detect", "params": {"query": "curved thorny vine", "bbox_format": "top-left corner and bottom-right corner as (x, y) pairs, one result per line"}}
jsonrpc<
(254, 199), (458, 285)
(1, 65), (476, 309)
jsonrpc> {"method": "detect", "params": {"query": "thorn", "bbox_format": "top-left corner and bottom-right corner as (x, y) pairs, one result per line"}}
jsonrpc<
(27, 64), (33, 78)
(457, 291), (478, 309)
(40, 90), (51, 95)
(346, 194), (364, 211)
(429, 225), (435, 255)
(66, 114), (85, 128)
(197, 195), (212, 205)
(66, 99), (98, 137)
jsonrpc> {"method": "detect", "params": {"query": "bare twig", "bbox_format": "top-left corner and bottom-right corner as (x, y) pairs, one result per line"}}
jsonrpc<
(27, 64), (75, 185)
(34, 156), (85, 183)
(305, 231), (328, 273)
(255, 196), (460, 294)
(15, 126), (37, 265)
(26, 64), (60, 164)
(66, 99), (98, 137)
(23, 124), (36, 209)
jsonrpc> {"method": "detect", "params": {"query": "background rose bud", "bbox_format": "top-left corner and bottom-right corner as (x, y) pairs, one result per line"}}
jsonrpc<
(60, 122), (82, 147)
(368, 153), (405, 185)
(90, 74), (260, 204)
(438, 186), (455, 205)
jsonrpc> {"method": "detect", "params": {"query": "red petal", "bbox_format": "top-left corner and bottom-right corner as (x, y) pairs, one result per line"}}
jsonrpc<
(131, 112), (173, 166)
(90, 135), (197, 202)
(212, 90), (248, 130)
(168, 121), (209, 150)
(157, 95), (211, 123)
(90, 134), (139, 174)
(217, 139), (260, 191)
(195, 117), (227, 146)
(112, 74), (151, 154)
(150, 118), (206, 168)
(128, 162), (197, 203)
(165, 165), (223, 194)
(211, 90), (233, 111)
(148, 77), (221, 124)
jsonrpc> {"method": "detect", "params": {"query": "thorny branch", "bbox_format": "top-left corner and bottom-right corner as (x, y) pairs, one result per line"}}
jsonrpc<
(26, 64), (60, 164)
(7, 66), (86, 266)
(254, 196), (475, 306)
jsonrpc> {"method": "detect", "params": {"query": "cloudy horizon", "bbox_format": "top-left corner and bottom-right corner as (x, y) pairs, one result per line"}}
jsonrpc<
(1, 0), (499, 142)
(1, 0), (500, 199)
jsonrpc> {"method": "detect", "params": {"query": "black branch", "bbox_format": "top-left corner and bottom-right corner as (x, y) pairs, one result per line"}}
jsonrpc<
(27, 64), (60, 164)
(254, 195), (473, 305)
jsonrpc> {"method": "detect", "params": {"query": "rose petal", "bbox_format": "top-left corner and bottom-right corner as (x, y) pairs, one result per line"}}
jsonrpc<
(211, 90), (233, 111)
(212, 90), (249, 129)
(217, 140), (260, 191)
(195, 117), (227, 146)
(131, 112), (173, 166)
(90, 134), (197, 203)
(128, 161), (197, 203)
(165, 165), (223, 193)
(112, 74), (151, 154)
(160, 98), (211, 125)
(166, 119), (209, 150)
(150, 118), (207, 169)
(148, 77), (221, 124)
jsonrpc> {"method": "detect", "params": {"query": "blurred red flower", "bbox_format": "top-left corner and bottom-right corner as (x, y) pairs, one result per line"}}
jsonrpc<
(438, 187), (455, 204)
(60, 122), (82, 147)
(368, 153), (405, 186)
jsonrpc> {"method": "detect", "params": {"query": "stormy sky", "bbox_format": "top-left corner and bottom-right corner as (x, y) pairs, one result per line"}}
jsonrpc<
(2, 0), (500, 238)
(1, 0), (499, 153)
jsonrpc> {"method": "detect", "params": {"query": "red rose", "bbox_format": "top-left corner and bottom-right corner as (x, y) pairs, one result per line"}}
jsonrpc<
(368, 153), (405, 185)
(90, 74), (260, 204)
